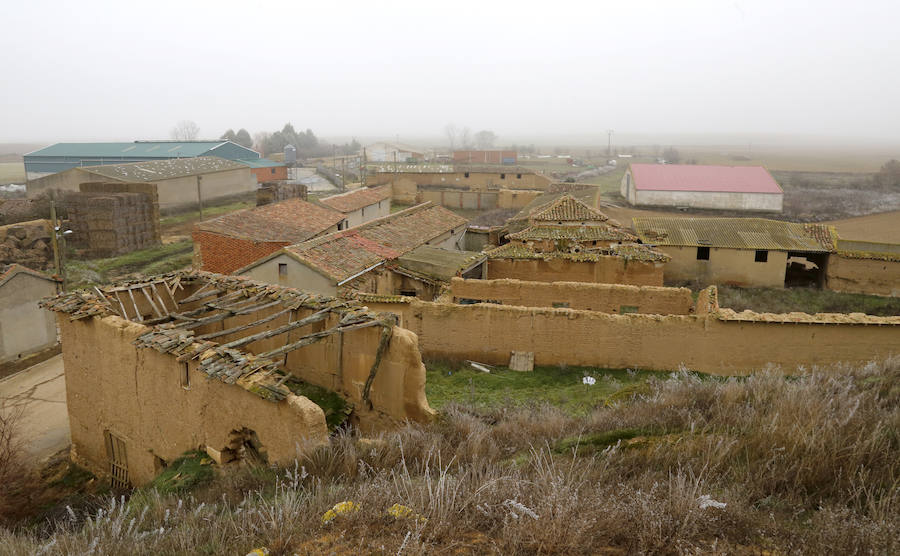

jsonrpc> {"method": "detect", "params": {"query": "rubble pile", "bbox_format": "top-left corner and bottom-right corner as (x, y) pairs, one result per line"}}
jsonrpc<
(0, 219), (53, 272)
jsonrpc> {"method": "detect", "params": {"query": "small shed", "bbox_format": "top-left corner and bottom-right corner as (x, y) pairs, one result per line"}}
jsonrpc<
(0, 264), (59, 364)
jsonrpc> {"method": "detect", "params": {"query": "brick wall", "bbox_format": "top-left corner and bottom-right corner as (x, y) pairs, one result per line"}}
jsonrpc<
(192, 230), (289, 275)
(250, 166), (288, 183)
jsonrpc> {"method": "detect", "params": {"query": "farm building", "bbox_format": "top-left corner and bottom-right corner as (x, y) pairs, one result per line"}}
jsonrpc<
(632, 216), (834, 288)
(24, 140), (259, 181)
(27, 157), (257, 211)
(364, 142), (425, 163)
(236, 158), (288, 183)
(193, 198), (347, 275)
(41, 271), (433, 486)
(453, 150), (517, 165)
(827, 239), (900, 297)
(318, 185), (392, 228)
(0, 264), (59, 365)
(237, 203), (469, 297)
(621, 164), (784, 212)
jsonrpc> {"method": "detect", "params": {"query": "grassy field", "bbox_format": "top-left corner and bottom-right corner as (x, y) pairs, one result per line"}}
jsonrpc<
(2, 357), (896, 554)
(66, 240), (193, 290)
(0, 162), (25, 184)
(716, 285), (900, 316)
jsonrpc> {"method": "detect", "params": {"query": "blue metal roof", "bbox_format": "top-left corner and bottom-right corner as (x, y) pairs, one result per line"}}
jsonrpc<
(236, 158), (284, 168)
(25, 141), (241, 158)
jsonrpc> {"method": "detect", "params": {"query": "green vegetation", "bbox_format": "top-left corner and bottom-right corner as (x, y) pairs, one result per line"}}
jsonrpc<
(284, 376), (352, 431)
(717, 285), (900, 316)
(159, 199), (254, 231)
(425, 361), (667, 413)
(148, 451), (215, 495)
(66, 240), (193, 290)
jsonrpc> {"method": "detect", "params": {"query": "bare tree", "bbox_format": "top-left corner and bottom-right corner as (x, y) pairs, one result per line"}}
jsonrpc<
(460, 127), (472, 149)
(170, 120), (200, 141)
(444, 123), (459, 150)
(474, 130), (497, 149)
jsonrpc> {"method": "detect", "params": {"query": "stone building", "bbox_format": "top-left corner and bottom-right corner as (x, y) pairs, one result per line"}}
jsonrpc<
(237, 203), (469, 297)
(0, 264), (59, 365)
(632, 216), (834, 287)
(193, 198), (347, 275)
(621, 164), (784, 212)
(27, 156), (257, 211)
(42, 271), (433, 487)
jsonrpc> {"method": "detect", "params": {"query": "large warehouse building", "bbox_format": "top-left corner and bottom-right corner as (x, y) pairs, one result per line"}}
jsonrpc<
(621, 164), (783, 212)
(24, 140), (259, 180)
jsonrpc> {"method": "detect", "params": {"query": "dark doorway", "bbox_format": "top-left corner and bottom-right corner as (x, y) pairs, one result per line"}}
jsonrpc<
(785, 252), (829, 288)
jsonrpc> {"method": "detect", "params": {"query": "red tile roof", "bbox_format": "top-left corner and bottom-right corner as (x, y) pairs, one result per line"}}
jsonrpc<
(284, 203), (468, 282)
(531, 194), (609, 222)
(194, 198), (344, 243)
(318, 185), (391, 213)
(630, 164), (783, 194)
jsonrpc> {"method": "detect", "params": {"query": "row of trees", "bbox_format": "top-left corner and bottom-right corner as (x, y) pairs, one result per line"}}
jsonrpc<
(443, 124), (498, 150)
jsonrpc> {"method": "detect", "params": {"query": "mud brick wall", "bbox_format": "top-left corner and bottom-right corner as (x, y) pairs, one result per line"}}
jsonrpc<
(0, 219), (53, 272)
(826, 254), (900, 297)
(68, 183), (160, 257)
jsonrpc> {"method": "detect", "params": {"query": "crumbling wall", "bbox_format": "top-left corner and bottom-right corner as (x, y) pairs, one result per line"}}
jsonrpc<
(68, 183), (160, 257)
(59, 315), (329, 486)
(826, 254), (900, 297)
(256, 182), (308, 206)
(0, 219), (53, 272)
(449, 277), (693, 314)
(487, 257), (664, 286)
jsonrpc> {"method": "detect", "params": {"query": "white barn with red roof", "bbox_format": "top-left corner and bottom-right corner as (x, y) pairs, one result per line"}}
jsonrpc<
(621, 164), (783, 212)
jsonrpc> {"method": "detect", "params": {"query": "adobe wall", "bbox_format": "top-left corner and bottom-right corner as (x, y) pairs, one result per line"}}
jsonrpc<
(59, 315), (329, 486)
(449, 277), (694, 314)
(497, 189), (542, 209)
(487, 256), (665, 286)
(826, 255), (900, 297)
(660, 246), (788, 287)
(402, 301), (899, 375)
(372, 171), (552, 190)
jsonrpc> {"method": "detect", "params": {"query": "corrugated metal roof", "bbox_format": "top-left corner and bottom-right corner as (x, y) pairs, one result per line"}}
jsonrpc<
(26, 141), (234, 158)
(82, 156), (246, 182)
(632, 217), (833, 252)
(236, 158), (284, 169)
(630, 164), (783, 194)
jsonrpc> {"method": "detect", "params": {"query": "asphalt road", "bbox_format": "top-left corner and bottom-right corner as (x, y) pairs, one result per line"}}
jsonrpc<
(0, 354), (69, 462)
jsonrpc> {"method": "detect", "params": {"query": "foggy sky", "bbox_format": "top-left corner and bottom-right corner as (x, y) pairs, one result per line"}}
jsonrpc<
(2, 0), (899, 146)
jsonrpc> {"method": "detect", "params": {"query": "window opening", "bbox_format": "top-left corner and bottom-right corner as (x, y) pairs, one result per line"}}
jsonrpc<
(696, 247), (710, 260)
(181, 362), (190, 388)
(278, 263), (287, 277)
(755, 250), (768, 262)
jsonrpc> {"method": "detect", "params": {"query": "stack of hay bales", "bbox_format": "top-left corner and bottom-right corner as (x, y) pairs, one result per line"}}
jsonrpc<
(256, 182), (307, 206)
(0, 219), (53, 272)
(67, 182), (161, 258)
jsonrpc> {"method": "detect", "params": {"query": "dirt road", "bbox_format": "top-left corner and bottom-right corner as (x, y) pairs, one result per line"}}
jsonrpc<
(0, 355), (68, 462)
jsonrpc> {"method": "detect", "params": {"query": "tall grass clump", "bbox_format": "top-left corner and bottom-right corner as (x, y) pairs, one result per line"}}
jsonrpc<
(0, 358), (897, 554)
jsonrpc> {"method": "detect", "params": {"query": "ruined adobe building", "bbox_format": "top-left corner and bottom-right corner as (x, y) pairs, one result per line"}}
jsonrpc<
(369, 167), (550, 210)
(43, 271), (432, 486)
(827, 239), (900, 297)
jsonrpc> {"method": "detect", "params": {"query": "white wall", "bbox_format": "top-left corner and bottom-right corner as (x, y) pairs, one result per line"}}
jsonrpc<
(343, 199), (391, 228)
(239, 254), (337, 296)
(0, 274), (58, 363)
(633, 190), (783, 212)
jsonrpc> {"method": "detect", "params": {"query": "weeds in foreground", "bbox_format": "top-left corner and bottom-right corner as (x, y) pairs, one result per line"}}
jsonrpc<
(1, 358), (898, 554)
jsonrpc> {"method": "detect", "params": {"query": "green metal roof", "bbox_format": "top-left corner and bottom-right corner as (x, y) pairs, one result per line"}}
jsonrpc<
(236, 158), (284, 169)
(26, 141), (237, 158)
(82, 156), (246, 182)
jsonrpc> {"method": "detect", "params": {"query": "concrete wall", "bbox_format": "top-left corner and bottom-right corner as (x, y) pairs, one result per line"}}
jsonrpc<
(342, 199), (391, 228)
(0, 273), (57, 363)
(449, 278), (694, 314)
(658, 246), (788, 287)
(826, 255), (900, 297)
(637, 189), (782, 212)
(239, 254), (338, 296)
(487, 256), (665, 286)
(27, 168), (256, 210)
(374, 171), (552, 191)
(60, 315), (329, 485)
(399, 301), (899, 375)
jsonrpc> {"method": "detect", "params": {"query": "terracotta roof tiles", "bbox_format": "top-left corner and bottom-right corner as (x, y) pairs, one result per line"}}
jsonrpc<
(318, 185), (391, 213)
(194, 198), (345, 243)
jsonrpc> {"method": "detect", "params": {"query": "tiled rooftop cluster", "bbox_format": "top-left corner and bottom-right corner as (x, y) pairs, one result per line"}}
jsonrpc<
(319, 185), (391, 213)
(196, 198), (345, 243)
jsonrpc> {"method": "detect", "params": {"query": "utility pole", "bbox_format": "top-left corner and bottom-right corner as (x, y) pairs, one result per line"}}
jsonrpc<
(196, 175), (204, 219)
(606, 129), (614, 157)
(361, 148), (367, 186)
(49, 199), (63, 290)
(340, 157), (345, 191)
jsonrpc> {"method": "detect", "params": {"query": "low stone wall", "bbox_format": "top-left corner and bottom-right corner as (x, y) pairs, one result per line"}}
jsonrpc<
(449, 277), (695, 314)
(826, 254), (900, 297)
(380, 299), (899, 375)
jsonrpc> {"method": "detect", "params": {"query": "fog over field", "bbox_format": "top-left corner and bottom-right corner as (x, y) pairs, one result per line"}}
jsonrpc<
(1, 0), (899, 146)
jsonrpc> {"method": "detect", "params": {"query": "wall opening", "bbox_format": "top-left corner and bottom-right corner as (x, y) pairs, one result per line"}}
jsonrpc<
(755, 250), (769, 262)
(218, 428), (268, 464)
(104, 430), (130, 490)
(278, 263), (287, 278)
(696, 247), (710, 260)
(181, 363), (190, 389)
(785, 252), (829, 288)
(619, 305), (639, 314)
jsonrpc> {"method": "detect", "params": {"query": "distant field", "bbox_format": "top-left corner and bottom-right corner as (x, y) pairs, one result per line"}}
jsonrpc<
(825, 210), (900, 243)
(0, 162), (25, 184)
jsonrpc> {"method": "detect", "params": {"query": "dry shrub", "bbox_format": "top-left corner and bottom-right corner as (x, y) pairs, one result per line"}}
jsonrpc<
(0, 359), (897, 554)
